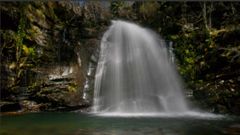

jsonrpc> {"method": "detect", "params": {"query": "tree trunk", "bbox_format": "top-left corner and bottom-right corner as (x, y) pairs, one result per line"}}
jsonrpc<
(202, 2), (209, 30)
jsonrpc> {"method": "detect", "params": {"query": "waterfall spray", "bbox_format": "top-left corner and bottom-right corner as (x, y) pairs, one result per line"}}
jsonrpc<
(92, 20), (189, 115)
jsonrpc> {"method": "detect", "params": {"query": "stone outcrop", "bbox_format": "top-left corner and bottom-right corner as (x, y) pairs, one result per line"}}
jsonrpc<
(0, 1), (110, 112)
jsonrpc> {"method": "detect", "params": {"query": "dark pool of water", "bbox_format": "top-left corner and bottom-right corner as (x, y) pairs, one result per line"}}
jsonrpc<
(0, 112), (240, 135)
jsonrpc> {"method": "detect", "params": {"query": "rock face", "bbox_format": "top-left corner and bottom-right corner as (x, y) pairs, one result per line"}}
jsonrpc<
(1, 1), (239, 115)
(0, 1), (110, 112)
(0, 102), (21, 112)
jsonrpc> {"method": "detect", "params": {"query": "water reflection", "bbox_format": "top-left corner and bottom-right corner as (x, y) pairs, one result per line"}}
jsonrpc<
(0, 113), (239, 135)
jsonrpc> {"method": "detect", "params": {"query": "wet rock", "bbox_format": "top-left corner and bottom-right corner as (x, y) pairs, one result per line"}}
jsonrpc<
(0, 101), (21, 112)
(0, 1), (108, 112)
(26, 8), (50, 29)
(30, 64), (84, 111)
(84, 38), (100, 55)
(230, 98), (240, 115)
(82, 28), (99, 38)
(223, 124), (240, 135)
(54, 103), (91, 112)
(20, 100), (41, 112)
(214, 104), (228, 114)
(0, 2), (20, 31)
(26, 24), (48, 47)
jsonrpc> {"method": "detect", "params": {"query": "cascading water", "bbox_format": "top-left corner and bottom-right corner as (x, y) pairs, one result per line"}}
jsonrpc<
(93, 20), (188, 114)
(92, 20), (219, 117)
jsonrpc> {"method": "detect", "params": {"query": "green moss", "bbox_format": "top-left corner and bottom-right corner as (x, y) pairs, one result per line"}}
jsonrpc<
(67, 85), (77, 92)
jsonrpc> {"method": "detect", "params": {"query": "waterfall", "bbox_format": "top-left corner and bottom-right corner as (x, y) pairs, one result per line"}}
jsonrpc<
(167, 41), (175, 63)
(92, 20), (189, 115)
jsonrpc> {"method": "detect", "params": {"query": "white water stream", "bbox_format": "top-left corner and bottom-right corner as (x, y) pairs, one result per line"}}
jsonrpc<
(92, 20), (221, 118)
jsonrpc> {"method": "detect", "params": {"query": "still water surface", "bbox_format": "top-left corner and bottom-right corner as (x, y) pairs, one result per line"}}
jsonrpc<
(0, 112), (239, 135)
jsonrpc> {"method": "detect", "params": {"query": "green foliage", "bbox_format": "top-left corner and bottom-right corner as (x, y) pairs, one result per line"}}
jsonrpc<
(139, 1), (159, 20)
(16, 13), (26, 62)
(110, 1), (125, 17)
(110, 1), (135, 20)
(1, 1), (240, 113)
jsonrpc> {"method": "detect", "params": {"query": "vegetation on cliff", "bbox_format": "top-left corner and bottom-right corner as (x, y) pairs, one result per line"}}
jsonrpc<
(0, 1), (239, 114)
(108, 1), (240, 114)
(0, 1), (109, 112)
